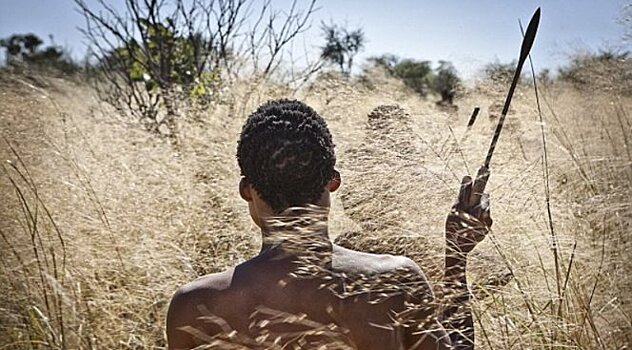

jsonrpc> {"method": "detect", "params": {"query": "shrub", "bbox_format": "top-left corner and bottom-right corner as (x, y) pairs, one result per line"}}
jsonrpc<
(558, 49), (631, 95)
(368, 55), (461, 102)
(77, 0), (317, 137)
(391, 59), (434, 96)
(432, 60), (461, 104)
(482, 60), (516, 85)
(0, 33), (79, 74)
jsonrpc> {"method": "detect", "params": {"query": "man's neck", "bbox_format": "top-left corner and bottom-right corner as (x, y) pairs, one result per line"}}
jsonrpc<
(258, 207), (332, 256)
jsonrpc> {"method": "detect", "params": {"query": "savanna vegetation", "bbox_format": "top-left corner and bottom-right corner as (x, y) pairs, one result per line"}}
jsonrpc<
(0, 1), (631, 349)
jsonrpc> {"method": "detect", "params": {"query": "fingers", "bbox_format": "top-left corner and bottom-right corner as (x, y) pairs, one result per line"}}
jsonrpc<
(458, 176), (473, 206)
(469, 166), (490, 208)
(456, 170), (493, 228)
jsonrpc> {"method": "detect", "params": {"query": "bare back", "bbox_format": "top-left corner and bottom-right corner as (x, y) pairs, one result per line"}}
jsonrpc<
(167, 244), (447, 349)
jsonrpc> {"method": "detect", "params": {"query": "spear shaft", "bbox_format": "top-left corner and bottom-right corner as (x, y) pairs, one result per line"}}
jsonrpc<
(474, 8), (541, 193)
(483, 8), (541, 169)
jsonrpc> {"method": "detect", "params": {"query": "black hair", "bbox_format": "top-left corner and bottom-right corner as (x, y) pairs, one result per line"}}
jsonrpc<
(236, 99), (336, 213)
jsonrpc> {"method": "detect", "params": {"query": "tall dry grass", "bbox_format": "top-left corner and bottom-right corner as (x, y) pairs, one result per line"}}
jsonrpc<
(0, 67), (630, 349)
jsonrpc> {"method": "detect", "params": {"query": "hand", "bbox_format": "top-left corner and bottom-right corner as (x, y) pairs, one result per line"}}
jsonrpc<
(445, 167), (493, 256)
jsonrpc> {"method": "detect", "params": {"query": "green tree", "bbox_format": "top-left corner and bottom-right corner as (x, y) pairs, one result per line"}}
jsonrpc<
(433, 60), (460, 104)
(320, 22), (365, 75)
(77, 0), (317, 138)
(392, 59), (434, 96)
(367, 55), (460, 101)
(84, 15), (221, 134)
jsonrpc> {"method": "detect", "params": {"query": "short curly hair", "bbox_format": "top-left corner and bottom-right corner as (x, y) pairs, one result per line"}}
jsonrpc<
(237, 99), (336, 213)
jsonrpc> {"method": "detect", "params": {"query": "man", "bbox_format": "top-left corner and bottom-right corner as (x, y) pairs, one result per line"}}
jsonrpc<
(166, 99), (492, 349)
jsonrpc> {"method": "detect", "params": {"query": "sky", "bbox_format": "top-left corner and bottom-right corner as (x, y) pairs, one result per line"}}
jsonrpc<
(0, 0), (629, 79)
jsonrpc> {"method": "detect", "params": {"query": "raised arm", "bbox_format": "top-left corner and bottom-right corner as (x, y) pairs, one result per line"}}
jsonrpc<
(440, 171), (492, 350)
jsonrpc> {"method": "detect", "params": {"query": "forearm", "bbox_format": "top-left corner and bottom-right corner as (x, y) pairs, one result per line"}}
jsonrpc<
(439, 251), (474, 350)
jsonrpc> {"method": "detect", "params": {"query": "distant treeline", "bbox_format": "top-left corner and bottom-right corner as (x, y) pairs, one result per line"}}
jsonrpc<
(1, 0), (629, 138)
(0, 33), (78, 74)
(2, 32), (627, 95)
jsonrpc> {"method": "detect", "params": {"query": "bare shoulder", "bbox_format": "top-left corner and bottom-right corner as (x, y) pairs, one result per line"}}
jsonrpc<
(169, 268), (235, 311)
(167, 269), (233, 316)
(331, 244), (430, 284)
(175, 268), (235, 296)
(166, 268), (236, 348)
(331, 244), (436, 332)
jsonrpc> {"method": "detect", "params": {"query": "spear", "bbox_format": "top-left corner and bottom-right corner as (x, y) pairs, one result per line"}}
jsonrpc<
(471, 7), (541, 201)
(466, 107), (480, 129)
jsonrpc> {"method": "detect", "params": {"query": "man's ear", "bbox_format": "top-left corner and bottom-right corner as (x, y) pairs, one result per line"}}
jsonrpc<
(328, 170), (341, 192)
(239, 178), (253, 201)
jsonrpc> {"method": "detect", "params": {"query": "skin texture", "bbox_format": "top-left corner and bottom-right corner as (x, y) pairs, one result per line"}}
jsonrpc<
(167, 170), (491, 349)
(440, 168), (492, 349)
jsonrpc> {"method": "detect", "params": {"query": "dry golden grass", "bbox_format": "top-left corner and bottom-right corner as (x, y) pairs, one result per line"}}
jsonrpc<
(0, 67), (630, 349)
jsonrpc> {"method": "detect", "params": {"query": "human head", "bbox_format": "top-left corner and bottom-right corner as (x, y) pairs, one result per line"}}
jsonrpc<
(236, 99), (340, 224)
